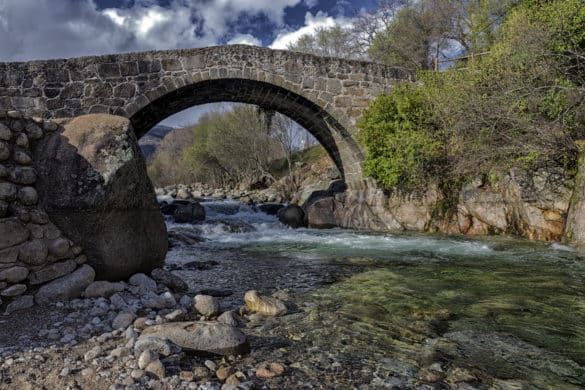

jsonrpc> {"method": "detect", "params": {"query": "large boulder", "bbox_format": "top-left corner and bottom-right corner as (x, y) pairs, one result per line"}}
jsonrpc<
(33, 114), (168, 280)
(140, 321), (249, 356)
(305, 197), (337, 229)
(277, 205), (306, 228)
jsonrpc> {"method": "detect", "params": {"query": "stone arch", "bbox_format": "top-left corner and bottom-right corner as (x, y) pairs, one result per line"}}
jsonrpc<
(0, 46), (409, 185)
(128, 78), (363, 181)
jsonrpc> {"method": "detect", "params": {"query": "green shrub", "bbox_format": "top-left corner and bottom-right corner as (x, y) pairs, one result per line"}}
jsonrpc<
(358, 84), (443, 190)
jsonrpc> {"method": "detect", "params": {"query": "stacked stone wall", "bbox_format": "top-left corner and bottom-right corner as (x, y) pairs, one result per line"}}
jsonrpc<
(0, 110), (87, 313)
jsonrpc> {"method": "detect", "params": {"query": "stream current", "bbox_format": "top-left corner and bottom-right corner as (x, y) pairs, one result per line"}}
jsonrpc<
(164, 199), (585, 388)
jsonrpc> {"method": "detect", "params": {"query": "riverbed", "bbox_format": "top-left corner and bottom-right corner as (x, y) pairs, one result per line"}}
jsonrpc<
(164, 200), (585, 388)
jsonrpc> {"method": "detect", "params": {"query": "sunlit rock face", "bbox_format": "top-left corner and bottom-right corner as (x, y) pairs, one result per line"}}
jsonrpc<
(303, 168), (574, 242)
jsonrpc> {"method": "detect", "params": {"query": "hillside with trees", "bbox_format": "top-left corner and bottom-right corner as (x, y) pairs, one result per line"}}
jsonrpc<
(147, 105), (316, 189)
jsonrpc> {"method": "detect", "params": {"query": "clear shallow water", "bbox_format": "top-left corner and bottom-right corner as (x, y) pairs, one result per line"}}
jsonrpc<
(167, 200), (585, 387)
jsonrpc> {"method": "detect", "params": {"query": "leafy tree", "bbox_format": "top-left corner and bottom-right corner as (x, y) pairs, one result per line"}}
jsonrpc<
(181, 106), (279, 187)
(147, 126), (196, 186)
(351, 0), (409, 54)
(446, 0), (515, 55)
(358, 84), (443, 189)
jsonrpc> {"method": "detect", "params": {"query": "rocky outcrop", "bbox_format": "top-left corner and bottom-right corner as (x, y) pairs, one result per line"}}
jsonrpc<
(304, 179), (403, 231)
(33, 114), (168, 280)
(303, 167), (577, 243)
(566, 149), (585, 247)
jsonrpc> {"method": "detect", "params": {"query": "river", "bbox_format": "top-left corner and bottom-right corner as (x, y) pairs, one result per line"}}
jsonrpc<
(165, 199), (585, 388)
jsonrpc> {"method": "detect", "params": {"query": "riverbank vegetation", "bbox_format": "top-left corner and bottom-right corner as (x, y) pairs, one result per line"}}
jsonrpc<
(357, 0), (585, 190)
(287, 0), (584, 191)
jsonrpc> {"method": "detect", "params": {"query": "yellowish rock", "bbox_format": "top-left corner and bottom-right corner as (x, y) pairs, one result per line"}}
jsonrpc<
(225, 371), (245, 385)
(244, 290), (287, 316)
(216, 366), (233, 381)
(255, 362), (285, 378)
(145, 359), (165, 379)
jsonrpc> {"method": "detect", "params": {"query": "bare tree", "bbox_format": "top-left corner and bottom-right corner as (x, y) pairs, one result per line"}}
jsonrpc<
(360, 0), (516, 71)
(351, 0), (409, 57)
(287, 25), (363, 59)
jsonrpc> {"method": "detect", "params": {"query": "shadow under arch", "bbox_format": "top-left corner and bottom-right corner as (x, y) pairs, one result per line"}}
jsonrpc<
(129, 78), (364, 180)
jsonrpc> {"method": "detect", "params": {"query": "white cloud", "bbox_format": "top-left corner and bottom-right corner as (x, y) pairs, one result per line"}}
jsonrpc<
(304, 0), (318, 8)
(270, 11), (351, 50)
(0, 0), (303, 61)
(227, 34), (262, 46)
(102, 3), (210, 49)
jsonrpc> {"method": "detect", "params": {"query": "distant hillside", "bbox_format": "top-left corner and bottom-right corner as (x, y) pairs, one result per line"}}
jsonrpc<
(139, 124), (174, 162)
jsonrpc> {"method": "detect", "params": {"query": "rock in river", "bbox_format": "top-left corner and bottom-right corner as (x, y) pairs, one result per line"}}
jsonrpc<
(277, 205), (306, 228)
(140, 321), (249, 356)
(173, 202), (205, 223)
(244, 290), (287, 316)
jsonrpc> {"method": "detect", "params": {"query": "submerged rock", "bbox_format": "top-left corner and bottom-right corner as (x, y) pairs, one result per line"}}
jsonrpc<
(210, 220), (255, 233)
(257, 202), (284, 215)
(140, 321), (249, 356)
(173, 202), (205, 223)
(168, 227), (206, 247)
(255, 362), (285, 379)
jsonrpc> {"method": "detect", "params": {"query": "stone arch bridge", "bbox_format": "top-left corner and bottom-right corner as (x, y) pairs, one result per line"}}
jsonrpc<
(0, 45), (407, 186)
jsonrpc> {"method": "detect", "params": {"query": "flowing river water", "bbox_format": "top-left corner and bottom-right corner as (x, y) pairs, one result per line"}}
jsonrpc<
(165, 199), (585, 389)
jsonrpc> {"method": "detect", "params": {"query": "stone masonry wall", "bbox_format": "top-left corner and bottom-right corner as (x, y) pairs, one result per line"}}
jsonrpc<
(0, 45), (409, 186)
(0, 111), (87, 313)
